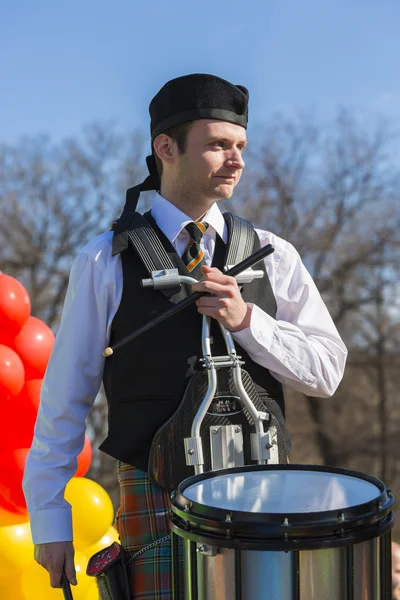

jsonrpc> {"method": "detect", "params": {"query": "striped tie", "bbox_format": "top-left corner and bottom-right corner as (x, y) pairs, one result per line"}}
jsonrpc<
(182, 221), (209, 275)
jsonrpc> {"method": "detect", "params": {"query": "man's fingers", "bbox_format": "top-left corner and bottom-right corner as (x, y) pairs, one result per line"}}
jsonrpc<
(49, 561), (65, 588)
(197, 298), (226, 311)
(193, 277), (238, 296)
(195, 265), (250, 330)
(200, 265), (214, 274)
(34, 542), (76, 588)
(64, 546), (77, 586)
(200, 265), (236, 283)
(193, 281), (230, 296)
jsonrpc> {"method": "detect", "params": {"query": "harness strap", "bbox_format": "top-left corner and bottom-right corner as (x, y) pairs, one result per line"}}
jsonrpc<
(126, 212), (175, 272)
(223, 212), (255, 265)
(224, 212), (277, 316)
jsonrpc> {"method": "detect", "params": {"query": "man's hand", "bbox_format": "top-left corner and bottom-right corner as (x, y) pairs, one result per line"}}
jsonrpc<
(34, 541), (76, 588)
(192, 266), (252, 332)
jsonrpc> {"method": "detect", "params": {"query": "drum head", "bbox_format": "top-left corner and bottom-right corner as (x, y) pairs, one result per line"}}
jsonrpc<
(171, 466), (394, 550)
(183, 468), (381, 513)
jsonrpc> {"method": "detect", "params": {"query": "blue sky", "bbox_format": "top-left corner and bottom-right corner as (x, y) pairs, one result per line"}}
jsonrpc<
(1, 0), (400, 144)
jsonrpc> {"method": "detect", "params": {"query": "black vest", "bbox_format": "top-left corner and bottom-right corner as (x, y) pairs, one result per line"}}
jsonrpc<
(100, 214), (284, 471)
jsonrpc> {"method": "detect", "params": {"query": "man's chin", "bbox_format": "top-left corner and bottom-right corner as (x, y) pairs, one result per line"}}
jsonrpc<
(211, 182), (235, 200)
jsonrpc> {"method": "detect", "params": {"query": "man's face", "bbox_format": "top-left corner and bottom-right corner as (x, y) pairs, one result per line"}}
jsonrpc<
(173, 119), (247, 202)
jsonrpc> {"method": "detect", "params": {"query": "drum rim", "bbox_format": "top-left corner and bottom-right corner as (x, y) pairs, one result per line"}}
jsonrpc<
(171, 512), (394, 551)
(170, 463), (393, 533)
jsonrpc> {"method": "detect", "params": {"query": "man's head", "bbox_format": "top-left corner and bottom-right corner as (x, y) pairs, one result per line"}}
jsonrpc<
(147, 74), (249, 205)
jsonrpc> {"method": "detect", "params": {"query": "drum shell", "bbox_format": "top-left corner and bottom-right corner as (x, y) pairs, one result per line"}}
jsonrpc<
(170, 465), (394, 599)
(173, 533), (392, 600)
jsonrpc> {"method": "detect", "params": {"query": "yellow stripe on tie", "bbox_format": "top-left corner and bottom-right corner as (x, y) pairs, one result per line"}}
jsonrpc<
(187, 250), (204, 272)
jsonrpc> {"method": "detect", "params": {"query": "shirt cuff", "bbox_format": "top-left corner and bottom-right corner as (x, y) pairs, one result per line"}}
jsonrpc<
(231, 303), (276, 354)
(29, 506), (73, 545)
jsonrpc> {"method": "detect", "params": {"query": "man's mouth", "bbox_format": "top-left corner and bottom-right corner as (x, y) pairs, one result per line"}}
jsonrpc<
(214, 175), (236, 181)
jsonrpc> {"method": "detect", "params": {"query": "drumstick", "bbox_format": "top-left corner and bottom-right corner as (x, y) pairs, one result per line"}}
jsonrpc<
(61, 574), (74, 600)
(103, 243), (275, 356)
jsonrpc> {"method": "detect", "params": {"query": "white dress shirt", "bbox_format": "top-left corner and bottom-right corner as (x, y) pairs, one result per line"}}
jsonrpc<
(23, 193), (347, 544)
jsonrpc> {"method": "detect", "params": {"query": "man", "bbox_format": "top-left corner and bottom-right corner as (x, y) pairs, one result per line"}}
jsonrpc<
(23, 74), (347, 599)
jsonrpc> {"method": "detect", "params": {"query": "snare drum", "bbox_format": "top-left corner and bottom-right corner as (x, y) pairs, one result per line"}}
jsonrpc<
(170, 464), (394, 600)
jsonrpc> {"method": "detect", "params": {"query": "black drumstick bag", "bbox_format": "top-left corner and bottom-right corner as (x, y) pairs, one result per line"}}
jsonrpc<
(86, 542), (130, 600)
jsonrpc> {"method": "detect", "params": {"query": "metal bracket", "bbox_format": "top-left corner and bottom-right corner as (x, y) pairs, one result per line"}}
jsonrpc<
(141, 269), (181, 290)
(200, 357), (245, 370)
(250, 431), (273, 461)
(258, 411), (270, 422)
(267, 424), (279, 464)
(210, 425), (244, 470)
(184, 437), (204, 466)
(199, 353), (244, 370)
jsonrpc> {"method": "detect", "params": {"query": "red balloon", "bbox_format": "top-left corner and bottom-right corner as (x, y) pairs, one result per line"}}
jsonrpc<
(0, 273), (31, 337)
(0, 345), (25, 400)
(76, 435), (93, 477)
(14, 316), (55, 379)
(0, 448), (30, 514)
(0, 379), (42, 452)
(0, 330), (16, 348)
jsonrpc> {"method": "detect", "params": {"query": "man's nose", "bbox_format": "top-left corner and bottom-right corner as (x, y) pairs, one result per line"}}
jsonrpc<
(225, 149), (245, 170)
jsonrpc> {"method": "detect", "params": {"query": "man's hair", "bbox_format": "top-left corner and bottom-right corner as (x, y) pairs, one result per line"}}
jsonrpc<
(153, 121), (194, 178)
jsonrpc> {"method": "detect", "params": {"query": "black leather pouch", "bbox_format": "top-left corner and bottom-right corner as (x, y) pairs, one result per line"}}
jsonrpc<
(86, 542), (130, 600)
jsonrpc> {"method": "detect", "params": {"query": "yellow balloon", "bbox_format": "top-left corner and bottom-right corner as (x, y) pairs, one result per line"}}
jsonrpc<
(0, 521), (34, 577)
(73, 551), (93, 598)
(0, 574), (26, 600)
(21, 551), (92, 600)
(83, 525), (120, 558)
(0, 505), (29, 527)
(65, 477), (114, 549)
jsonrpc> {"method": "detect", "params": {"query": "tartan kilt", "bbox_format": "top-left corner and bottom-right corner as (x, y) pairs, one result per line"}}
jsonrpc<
(113, 462), (182, 600)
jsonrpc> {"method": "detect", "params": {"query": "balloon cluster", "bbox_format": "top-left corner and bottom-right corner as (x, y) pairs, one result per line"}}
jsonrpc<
(0, 273), (118, 599)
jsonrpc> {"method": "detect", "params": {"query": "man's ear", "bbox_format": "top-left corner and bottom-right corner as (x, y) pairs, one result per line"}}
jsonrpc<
(153, 134), (175, 165)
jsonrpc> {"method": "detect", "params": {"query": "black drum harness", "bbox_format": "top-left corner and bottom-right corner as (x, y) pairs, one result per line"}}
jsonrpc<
(106, 210), (290, 490)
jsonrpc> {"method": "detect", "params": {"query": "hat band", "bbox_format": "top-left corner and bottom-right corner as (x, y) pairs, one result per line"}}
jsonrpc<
(151, 108), (247, 140)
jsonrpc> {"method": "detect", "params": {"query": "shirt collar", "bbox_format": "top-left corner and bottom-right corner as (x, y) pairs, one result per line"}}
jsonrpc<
(150, 192), (227, 244)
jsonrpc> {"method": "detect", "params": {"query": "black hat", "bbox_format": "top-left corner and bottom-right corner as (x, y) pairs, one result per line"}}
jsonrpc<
(112, 74), (249, 252)
(149, 74), (249, 141)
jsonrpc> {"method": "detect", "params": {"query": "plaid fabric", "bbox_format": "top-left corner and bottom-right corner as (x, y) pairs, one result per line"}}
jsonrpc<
(113, 462), (182, 600)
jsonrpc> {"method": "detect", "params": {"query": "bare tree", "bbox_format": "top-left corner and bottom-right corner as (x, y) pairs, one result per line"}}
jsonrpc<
(0, 122), (146, 327)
